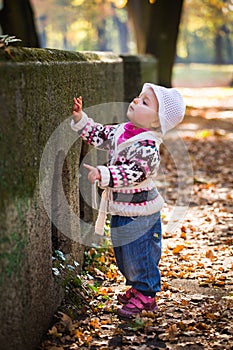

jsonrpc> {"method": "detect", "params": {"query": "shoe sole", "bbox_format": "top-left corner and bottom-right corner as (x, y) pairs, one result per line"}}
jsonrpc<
(117, 304), (158, 318)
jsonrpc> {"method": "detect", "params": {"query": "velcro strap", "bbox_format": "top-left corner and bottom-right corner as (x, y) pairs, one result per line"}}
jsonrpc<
(126, 297), (144, 310)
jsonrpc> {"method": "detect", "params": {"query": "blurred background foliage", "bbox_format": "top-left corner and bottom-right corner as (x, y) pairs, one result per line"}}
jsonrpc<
(27, 0), (233, 64)
(178, 0), (233, 64)
(30, 0), (135, 53)
(0, 0), (232, 86)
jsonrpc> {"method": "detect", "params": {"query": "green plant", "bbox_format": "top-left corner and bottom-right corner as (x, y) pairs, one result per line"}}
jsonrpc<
(52, 249), (96, 310)
(0, 35), (21, 48)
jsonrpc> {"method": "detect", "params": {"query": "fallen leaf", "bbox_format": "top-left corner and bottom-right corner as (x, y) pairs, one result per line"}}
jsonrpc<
(206, 249), (215, 260)
(172, 245), (185, 254)
(168, 324), (178, 339)
(90, 318), (100, 329)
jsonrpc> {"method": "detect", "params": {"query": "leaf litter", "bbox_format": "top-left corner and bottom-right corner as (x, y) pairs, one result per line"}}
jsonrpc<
(39, 88), (233, 349)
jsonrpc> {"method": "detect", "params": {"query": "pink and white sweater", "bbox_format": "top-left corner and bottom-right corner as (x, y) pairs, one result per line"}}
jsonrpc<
(71, 112), (164, 233)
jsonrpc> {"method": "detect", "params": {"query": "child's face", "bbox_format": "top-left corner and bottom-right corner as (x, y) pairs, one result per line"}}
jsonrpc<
(126, 87), (160, 130)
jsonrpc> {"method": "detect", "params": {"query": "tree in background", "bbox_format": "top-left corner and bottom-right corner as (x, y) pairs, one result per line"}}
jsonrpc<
(127, 0), (184, 87)
(0, 0), (40, 47)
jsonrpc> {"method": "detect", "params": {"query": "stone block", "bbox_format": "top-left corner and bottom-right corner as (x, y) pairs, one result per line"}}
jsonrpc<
(0, 47), (123, 350)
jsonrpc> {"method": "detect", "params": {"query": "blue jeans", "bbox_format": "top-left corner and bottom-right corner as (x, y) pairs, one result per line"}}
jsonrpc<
(110, 212), (162, 297)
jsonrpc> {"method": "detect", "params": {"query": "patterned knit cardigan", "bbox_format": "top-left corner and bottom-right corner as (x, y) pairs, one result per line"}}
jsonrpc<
(71, 112), (165, 234)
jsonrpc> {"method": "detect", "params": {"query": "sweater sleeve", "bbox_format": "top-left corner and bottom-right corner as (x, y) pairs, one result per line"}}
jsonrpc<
(96, 165), (111, 187)
(70, 111), (89, 131)
(71, 112), (117, 150)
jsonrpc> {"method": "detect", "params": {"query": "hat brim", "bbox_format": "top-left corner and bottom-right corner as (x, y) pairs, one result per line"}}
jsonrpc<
(142, 83), (166, 135)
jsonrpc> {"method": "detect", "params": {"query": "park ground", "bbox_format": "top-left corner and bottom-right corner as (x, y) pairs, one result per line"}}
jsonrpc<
(39, 85), (233, 350)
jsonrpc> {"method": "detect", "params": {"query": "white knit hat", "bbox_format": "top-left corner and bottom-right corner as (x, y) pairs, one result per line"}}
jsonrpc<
(142, 83), (186, 135)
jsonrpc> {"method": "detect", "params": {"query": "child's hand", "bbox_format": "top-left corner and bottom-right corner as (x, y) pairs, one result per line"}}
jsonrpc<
(72, 96), (83, 123)
(83, 163), (101, 184)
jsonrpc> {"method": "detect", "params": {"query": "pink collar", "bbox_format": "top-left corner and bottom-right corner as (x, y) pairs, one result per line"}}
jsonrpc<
(118, 122), (148, 144)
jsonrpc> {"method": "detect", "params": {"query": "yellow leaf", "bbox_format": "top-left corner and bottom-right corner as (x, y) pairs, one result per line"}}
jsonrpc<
(85, 335), (93, 346)
(89, 248), (97, 256)
(99, 286), (114, 295)
(100, 318), (112, 325)
(90, 318), (100, 329)
(172, 245), (185, 254)
(106, 270), (118, 280)
(180, 231), (187, 239)
(98, 287), (108, 295)
(75, 329), (83, 338)
(195, 130), (213, 139)
(99, 254), (105, 263)
(215, 281), (225, 286)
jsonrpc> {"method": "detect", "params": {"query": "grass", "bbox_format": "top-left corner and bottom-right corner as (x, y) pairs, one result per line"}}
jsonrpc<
(172, 63), (233, 87)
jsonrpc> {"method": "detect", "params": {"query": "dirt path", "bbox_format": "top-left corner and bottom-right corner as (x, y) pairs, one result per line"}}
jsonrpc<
(39, 87), (233, 350)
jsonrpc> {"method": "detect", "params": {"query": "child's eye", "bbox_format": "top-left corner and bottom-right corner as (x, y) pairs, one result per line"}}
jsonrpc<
(143, 100), (148, 105)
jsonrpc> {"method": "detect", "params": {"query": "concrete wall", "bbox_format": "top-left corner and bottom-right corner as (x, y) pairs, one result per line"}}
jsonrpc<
(0, 47), (157, 350)
(120, 54), (158, 102)
(0, 47), (123, 350)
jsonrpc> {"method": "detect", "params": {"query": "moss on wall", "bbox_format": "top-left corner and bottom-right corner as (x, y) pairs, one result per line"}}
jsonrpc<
(0, 226), (27, 284)
(0, 46), (95, 62)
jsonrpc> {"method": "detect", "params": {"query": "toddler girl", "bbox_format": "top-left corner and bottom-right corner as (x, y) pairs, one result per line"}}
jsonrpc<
(71, 83), (185, 317)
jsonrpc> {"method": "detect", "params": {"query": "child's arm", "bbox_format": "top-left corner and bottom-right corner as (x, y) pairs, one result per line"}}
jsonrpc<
(71, 96), (118, 150)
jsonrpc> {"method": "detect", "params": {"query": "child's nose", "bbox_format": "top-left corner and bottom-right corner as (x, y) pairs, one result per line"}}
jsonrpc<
(133, 97), (139, 104)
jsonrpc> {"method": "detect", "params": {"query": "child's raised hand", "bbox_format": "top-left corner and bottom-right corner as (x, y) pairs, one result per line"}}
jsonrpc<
(72, 96), (83, 123)
(83, 163), (101, 184)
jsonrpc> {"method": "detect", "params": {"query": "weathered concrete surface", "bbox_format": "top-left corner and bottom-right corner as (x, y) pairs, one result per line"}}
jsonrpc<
(120, 54), (158, 102)
(0, 47), (123, 350)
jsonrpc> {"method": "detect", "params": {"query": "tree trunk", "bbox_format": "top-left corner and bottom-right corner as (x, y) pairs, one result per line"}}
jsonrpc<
(127, 0), (151, 54)
(214, 31), (224, 64)
(127, 0), (184, 87)
(97, 19), (108, 51)
(214, 25), (232, 64)
(113, 14), (129, 54)
(0, 0), (40, 48)
(38, 15), (47, 48)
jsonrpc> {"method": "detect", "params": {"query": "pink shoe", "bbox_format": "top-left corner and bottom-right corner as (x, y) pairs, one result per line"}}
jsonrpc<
(117, 290), (158, 318)
(117, 287), (137, 304)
